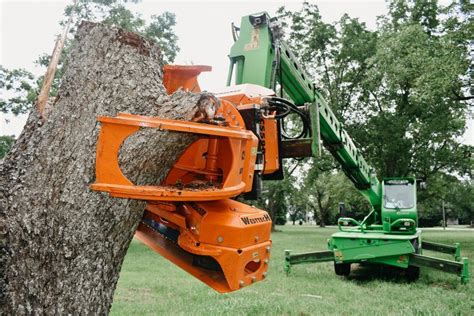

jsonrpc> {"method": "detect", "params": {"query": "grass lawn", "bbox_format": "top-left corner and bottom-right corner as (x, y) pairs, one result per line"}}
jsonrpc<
(111, 225), (473, 315)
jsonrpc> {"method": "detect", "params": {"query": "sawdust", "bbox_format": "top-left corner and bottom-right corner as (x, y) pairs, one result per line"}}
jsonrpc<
(158, 181), (220, 192)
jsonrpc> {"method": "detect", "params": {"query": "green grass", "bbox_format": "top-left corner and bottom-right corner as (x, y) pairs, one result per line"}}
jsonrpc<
(111, 226), (474, 315)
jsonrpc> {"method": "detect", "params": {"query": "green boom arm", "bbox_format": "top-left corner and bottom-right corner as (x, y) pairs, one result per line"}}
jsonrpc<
(227, 12), (381, 209)
(229, 13), (470, 285)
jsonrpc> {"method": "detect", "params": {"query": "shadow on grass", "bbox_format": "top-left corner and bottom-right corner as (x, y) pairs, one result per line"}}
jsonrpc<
(346, 264), (461, 289)
(347, 264), (418, 284)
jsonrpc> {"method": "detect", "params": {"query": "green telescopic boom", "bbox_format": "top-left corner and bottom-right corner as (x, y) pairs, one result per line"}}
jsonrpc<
(228, 12), (469, 284)
(227, 12), (381, 210)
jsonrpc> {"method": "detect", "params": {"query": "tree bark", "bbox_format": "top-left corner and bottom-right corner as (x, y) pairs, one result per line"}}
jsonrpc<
(0, 22), (201, 314)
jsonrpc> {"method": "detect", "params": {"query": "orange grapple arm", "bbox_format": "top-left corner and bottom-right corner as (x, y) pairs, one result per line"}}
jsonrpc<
(91, 65), (278, 292)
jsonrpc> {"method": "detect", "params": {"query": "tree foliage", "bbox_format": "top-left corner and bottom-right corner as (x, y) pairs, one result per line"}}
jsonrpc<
(0, 135), (15, 159)
(0, 67), (37, 115)
(418, 173), (473, 226)
(1, 0), (179, 116)
(275, 0), (473, 223)
(279, 0), (472, 177)
(262, 163), (299, 228)
(449, 180), (473, 225)
(301, 161), (371, 227)
(264, 179), (291, 227)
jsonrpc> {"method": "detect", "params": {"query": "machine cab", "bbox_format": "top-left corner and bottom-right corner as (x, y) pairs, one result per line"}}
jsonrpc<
(381, 178), (417, 233)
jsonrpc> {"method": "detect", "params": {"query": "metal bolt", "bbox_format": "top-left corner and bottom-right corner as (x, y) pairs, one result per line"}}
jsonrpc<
(239, 280), (245, 287)
(251, 276), (256, 283)
(262, 272), (268, 278)
(266, 246), (271, 253)
(264, 259), (269, 264)
(217, 236), (224, 243)
(255, 236), (259, 242)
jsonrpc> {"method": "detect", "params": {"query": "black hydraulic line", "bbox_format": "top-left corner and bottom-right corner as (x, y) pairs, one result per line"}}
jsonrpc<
(270, 102), (291, 119)
(277, 110), (307, 139)
(268, 97), (310, 140)
(269, 97), (310, 124)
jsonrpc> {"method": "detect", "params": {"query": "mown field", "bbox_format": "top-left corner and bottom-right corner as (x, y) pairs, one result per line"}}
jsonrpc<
(111, 226), (474, 315)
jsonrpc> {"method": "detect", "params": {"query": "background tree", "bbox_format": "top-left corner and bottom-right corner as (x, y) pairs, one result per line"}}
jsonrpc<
(417, 173), (473, 226)
(262, 166), (296, 230)
(277, 0), (473, 223)
(287, 205), (305, 225)
(0, 67), (37, 115)
(302, 158), (337, 227)
(288, 189), (308, 225)
(327, 172), (371, 220)
(0, 136), (15, 159)
(1, 0), (179, 117)
(451, 180), (473, 226)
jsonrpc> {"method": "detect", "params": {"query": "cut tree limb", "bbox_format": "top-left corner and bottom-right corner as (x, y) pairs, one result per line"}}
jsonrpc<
(0, 22), (201, 314)
(36, 0), (78, 118)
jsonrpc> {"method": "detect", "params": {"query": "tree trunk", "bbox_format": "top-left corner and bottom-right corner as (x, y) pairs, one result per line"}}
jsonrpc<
(319, 219), (326, 228)
(315, 192), (323, 227)
(268, 201), (277, 231)
(316, 190), (330, 228)
(0, 22), (201, 314)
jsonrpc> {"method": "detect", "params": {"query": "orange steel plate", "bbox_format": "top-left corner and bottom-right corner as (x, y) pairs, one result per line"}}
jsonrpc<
(100, 113), (253, 139)
(135, 223), (231, 293)
(91, 112), (258, 201)
(91, 183), (246, 201)
(163, 65), (211, 94)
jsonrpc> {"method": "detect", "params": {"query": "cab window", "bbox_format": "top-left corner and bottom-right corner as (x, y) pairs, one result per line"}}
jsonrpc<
(384, 182), (414, 209)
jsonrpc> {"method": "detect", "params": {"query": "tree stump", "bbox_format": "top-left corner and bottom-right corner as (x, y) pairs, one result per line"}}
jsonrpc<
(0, 22), (201, 314)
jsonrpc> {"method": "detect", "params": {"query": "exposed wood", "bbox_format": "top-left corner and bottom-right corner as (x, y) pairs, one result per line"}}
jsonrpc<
(36, 0), (77, 117)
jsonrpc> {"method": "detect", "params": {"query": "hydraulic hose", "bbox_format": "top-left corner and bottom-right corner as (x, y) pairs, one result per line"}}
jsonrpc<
(267, 97), (310, 139)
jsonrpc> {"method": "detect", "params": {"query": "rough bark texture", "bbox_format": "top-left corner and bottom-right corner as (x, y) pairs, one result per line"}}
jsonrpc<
(0, 22), (200, 314)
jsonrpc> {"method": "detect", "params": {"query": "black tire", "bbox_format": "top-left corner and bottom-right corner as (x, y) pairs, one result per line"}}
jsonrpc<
(406, 265), (420, 282)
(334, 262), (351, 276)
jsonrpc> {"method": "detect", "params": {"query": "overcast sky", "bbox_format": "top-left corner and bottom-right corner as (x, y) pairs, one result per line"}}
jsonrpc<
(1, 0), (472, 144)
